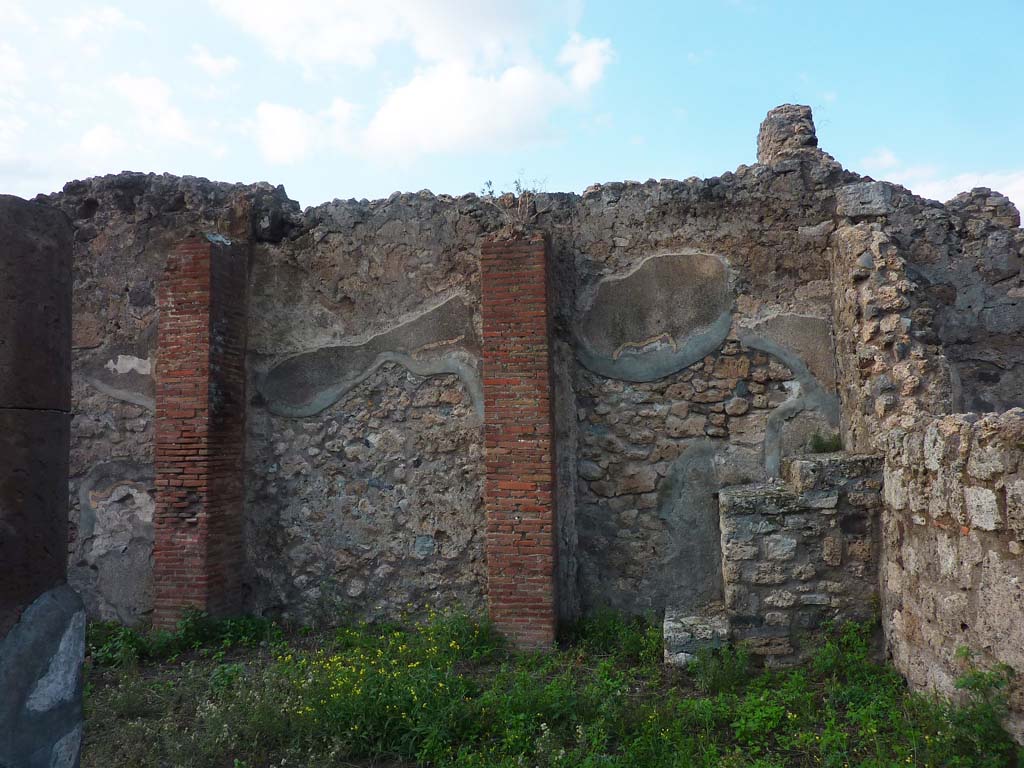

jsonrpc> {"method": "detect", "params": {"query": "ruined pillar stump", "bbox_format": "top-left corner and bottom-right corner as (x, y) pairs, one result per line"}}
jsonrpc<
(481, 233), (558, 647)
(0, 195), (83, 768)
(152, 236), (247, 629)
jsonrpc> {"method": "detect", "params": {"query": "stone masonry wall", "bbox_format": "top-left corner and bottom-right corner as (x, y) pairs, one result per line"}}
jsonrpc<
(46, 174), (295, 625)
(243, 193), (502, 624)
(37, 105), (1024, 700)
(882, 410), (1024, 741)
(665, 453), (882, 667)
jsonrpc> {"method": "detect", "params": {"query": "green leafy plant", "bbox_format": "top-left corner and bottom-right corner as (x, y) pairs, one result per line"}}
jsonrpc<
(690, 644), (751, 694)
(808, 430), (843, 453)
(81, 613), (1023, 768)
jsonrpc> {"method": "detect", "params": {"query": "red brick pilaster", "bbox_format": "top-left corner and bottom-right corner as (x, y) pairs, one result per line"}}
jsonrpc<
(481, 233), (558, 647)
(152, 236), (247, 629)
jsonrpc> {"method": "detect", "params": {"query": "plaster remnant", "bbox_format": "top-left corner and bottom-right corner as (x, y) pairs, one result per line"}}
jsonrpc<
(260, 295), (482, 418)
(575, 252), (733, 382)
(104, 354), (152, 376)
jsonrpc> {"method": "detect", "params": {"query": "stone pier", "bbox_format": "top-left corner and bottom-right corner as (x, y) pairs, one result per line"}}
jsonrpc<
(0, 195), (83, 768)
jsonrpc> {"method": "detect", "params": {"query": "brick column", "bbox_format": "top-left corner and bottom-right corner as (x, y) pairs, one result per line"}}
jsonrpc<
(152, 236), (247, 629)
(481, 233), (558, 647)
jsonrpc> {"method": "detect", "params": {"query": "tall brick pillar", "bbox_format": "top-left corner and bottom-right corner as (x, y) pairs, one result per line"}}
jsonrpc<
(481, 233), (558, 647)
(152, 236), (247, 629)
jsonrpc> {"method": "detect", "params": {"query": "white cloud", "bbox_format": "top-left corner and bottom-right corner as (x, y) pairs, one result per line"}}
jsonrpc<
(251, 98), (358, 164)
(364, 62), (568, 157)
(208, 0), (553, 71)
(210, 1), (612, 159)
(558, 33), (612, 91)
(0, 43), (26, 96)
(861, 147), (899, 172)
(324, 98), (357, 148)
(79, 124), (123, 159)
(861, 148), (1024, 213)
(0, 113), (26, 164)
(362, 30), (612, 158)
(254, 102), (320, 164)
(59, 6), (142, 40)
(109, 75), (194, 144)
(190, 45), (239, 77)
(0, 0), (32, 27)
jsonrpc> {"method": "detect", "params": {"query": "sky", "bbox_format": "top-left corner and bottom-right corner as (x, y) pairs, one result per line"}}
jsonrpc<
(2, 1), (1022, 210)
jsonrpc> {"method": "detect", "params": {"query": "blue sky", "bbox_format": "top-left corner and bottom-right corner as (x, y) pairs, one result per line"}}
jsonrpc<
(2, 1), (1022, 210)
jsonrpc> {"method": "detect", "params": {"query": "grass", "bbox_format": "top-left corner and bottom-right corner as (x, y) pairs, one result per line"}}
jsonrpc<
(83, 610), (1021, 767)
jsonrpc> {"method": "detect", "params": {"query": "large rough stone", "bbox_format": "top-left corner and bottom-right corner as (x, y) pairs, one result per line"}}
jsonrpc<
(0, 586), (84, 768)
(836, 182), (894, 218)
(756, 104), (820, 164)
(663, 605), (730, 666)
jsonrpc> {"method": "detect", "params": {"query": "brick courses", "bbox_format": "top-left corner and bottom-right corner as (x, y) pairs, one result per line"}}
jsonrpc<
(152, 237), (247, 629)
(480, 233), (558, 647)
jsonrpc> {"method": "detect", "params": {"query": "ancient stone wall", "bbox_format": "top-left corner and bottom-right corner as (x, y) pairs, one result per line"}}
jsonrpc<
(666, 453), (882, 666)
(882, 410), (1024, 740)
(826, 172), (1024, 735)
(46, 174), (295, 625)
(243, 193), (502, 624)
(564, 122), (850, 618)
(33, 106), (1024, 742)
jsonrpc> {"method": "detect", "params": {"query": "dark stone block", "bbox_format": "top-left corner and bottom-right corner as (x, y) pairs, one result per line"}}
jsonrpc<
(0, 409), (70, 635)
(0, 195), (73, 411)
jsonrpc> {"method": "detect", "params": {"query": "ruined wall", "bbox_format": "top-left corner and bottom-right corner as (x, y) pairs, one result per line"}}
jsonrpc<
(565, 111), (851, 617)
(244, 193), (504, 624)
(826, 174), (1024, 735)
(42, 104), (1024, 728)
(882, 410), (1024, 740)
(891, 189), (1024, 412)
(47, 174), (296, 625)
(666, 453), (882, 667)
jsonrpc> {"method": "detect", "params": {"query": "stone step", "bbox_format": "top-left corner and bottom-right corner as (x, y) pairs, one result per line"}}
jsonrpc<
(663, 603), (730, 667)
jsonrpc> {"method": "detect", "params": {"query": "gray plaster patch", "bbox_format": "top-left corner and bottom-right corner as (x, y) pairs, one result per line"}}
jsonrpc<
(72, 460), (154, 624)
(656, 441), (725, 613)
(738, 333), (840, 476)
(259, 295), (483, 418)
(575, 252), (734, 382)
(745, 314), (837, 391)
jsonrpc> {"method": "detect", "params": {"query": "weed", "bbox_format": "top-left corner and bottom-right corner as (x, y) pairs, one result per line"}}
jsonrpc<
(87, 609), (283, 668)
(689, 644), (751, 694)
(82, 613), (1022, 768)
(808, 430), (843, 453)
